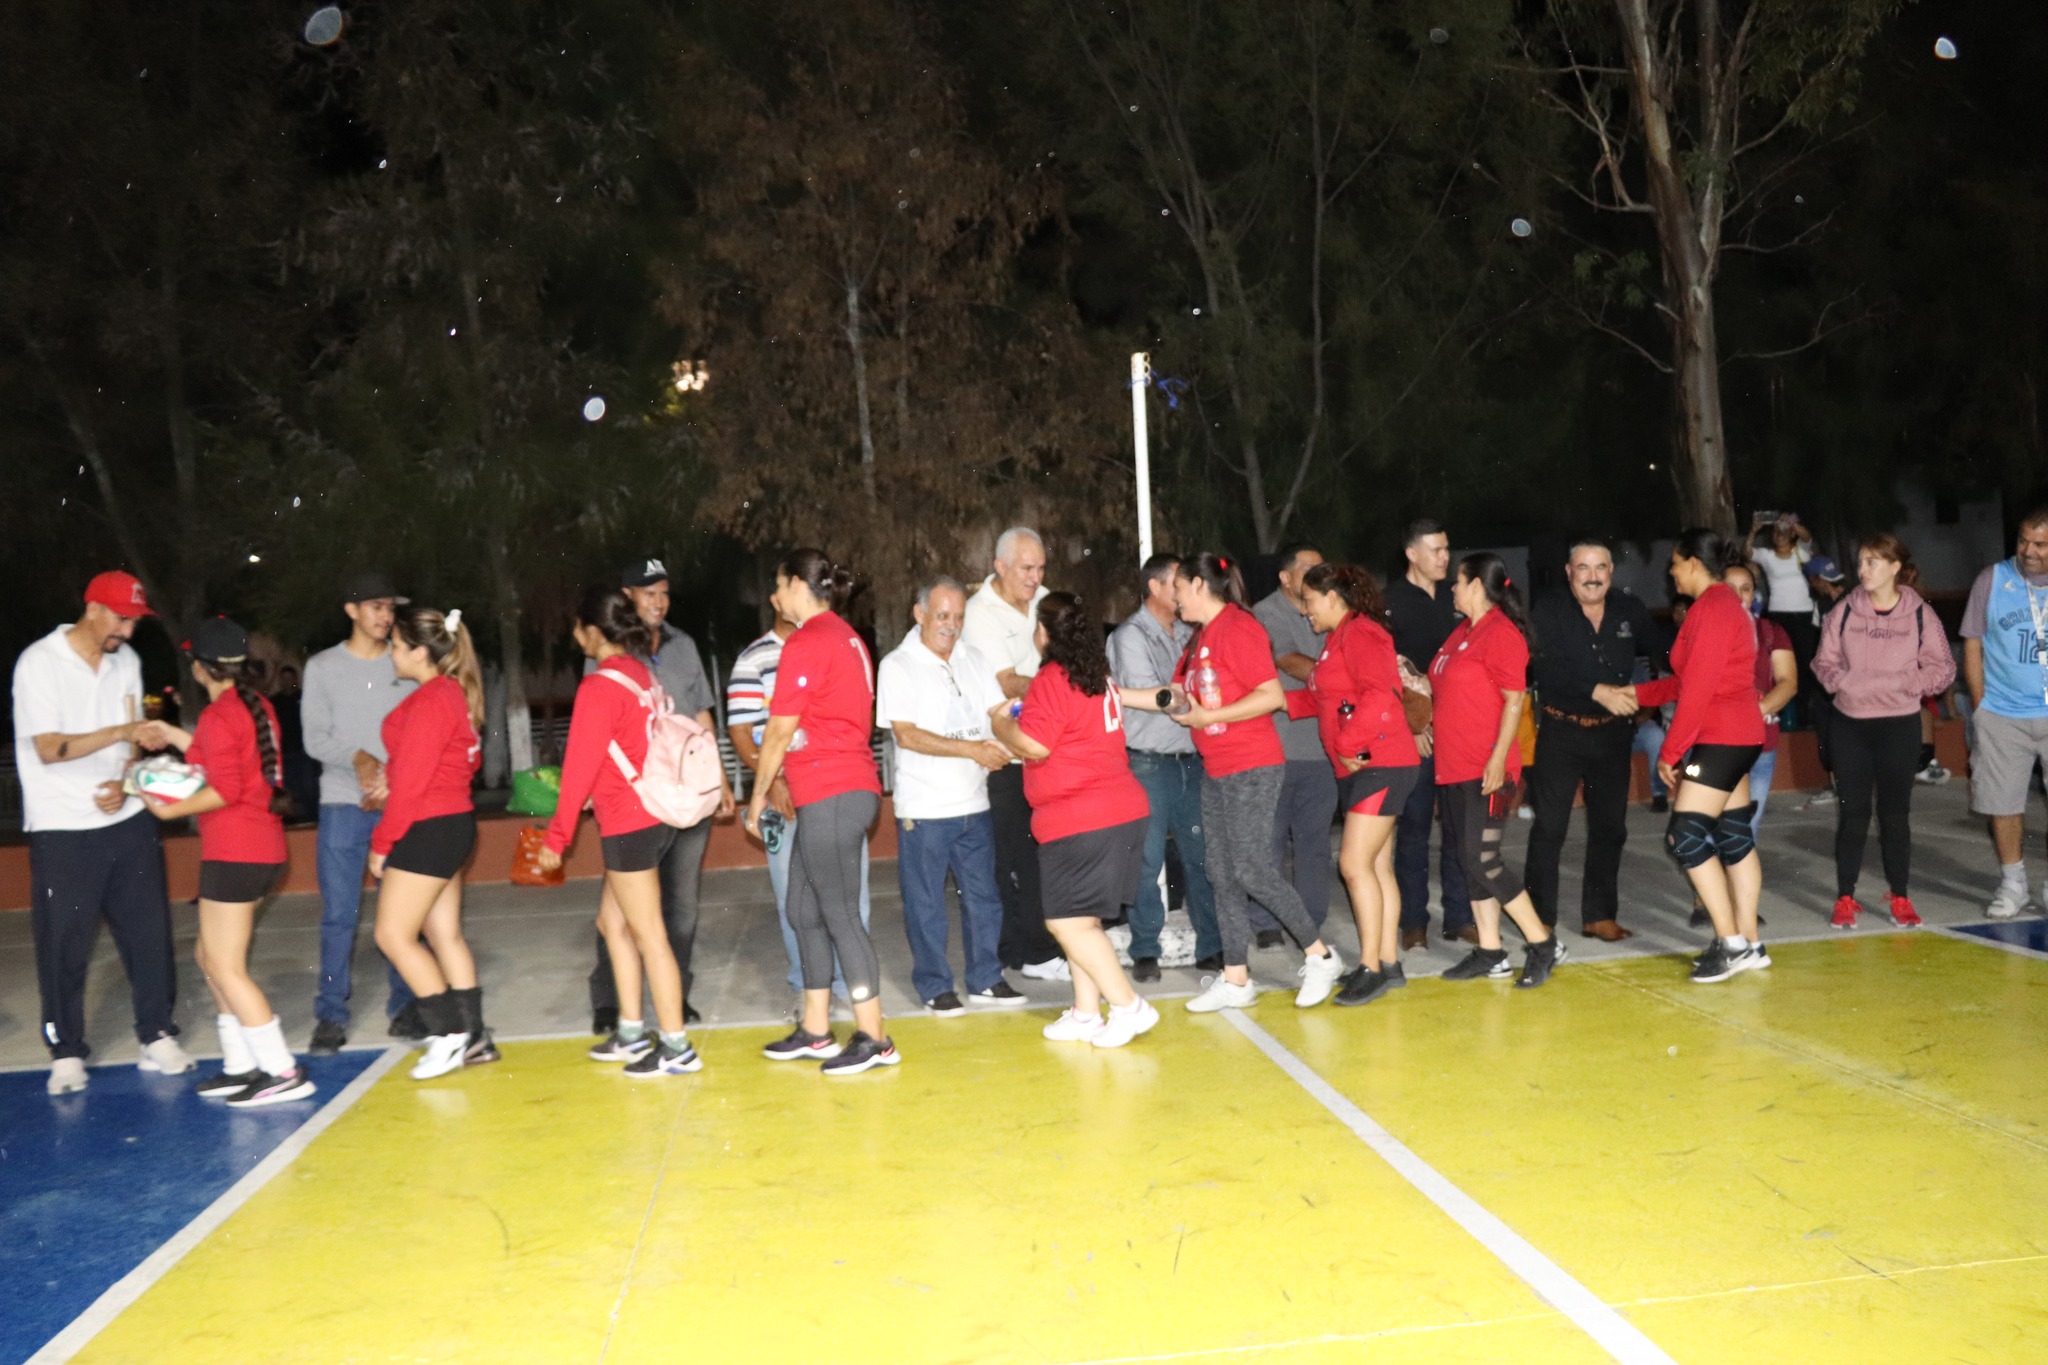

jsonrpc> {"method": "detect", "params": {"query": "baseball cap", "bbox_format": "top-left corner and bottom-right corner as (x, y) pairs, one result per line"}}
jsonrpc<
(622, 557), (670, 589)
(84, 571), (155, 619)
(1804, 554), (1845, 584)
(343, 570), (409, 605)
(186, 616), (250, 663)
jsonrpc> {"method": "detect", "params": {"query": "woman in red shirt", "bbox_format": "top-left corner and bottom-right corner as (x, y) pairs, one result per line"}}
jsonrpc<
(1122, 552), (1343, 1012)
(368, 605), (490, 1080)
(989, 592), (1158, 1048)
(147, 617), (312, 1108)
(535, 586), (703, 1078)
(1429, 554), (1563, 988)
(1620, 529), (1768, 983)
(742, 549), (896, 1075)
(1286, 564), (1420, 1007)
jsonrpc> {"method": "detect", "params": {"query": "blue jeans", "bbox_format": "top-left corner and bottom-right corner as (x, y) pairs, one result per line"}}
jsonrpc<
(1394, 753), (1473, 934)
(896, 812), (1006, 1002)
(1749, 746), (1778, 835)
(764, 811), (869, 995)
(1128, 751), (1220, 960)
(315, 803), (414, 1027)
(1635, 720), (1669, 798)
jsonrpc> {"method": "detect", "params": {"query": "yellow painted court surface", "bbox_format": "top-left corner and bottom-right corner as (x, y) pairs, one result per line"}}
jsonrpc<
(74, 934), (2048, 1364)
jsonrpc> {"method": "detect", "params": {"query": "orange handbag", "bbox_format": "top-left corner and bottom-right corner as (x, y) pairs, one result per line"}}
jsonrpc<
(510, 825), (564, 887)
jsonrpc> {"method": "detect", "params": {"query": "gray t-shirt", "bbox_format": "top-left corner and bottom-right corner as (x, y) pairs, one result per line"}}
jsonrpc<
(585, 622), (715, 719)
(1108, 608), (1195, 755)
(302, 642), (417, 806)
(1253, 588), (1325, 762)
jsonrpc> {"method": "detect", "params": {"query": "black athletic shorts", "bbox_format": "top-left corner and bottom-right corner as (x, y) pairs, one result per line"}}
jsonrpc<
(602, 821), (678, 873)
(1676, 743), (1763, 794)
(1338, 764), (1419, 817)
(1039, 817), (1146, 921)
(384, 812), (477, 879)
(198, 860), (284, 904)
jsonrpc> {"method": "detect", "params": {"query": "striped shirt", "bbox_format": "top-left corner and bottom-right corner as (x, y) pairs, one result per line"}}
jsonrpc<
(725, 629), (786, 745)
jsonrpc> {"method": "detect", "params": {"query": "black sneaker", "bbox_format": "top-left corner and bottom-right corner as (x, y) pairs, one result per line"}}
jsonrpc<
(926, 991), (967, 1017)
(1131, 957), (1162, 983)
(225, 1068), (317, 1108)
(308, 1019), (347, 1054)
(1690, 941), (1739, 984)
(1254, 929), (1285, 950)
(1516, 940), (1562, 990)
(1689, 905), (1710, 928)
(1382, 961), (1408, 989)
(625, 1038), (702, 1076)
(1442, 948), (1509, 981)
(1650, 795), (1669, 814)
(387, 1002), (427, 1041)
(820, 1031), (901, 1075)
(763, 1027), (842, 1062)
(1335, 968), (1393, 1007)
(1335, 964), (1369, 994)
(463, 1031), (501, 1066)
(588, 1031), (654, 1063)
(198, 1068), (264, 1098)
(968, 981), (1026, 1005)
(1193, 953), (1225, 972)
(591, 1006), (619, 1037)
(684, 1002), (703, 1025)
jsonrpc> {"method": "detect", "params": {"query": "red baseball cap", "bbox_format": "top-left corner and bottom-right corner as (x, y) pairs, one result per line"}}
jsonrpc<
(84, 571), (155, 619)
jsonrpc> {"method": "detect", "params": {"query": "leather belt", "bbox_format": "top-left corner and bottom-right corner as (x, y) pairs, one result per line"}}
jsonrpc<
(1541, 704), (1626, 728)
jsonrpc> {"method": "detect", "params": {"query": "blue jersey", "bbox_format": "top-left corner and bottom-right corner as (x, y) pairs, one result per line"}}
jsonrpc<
(1976, 560), (2048, 720)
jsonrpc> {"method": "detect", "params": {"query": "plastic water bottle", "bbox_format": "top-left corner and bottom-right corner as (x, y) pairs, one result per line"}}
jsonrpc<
(760, 809), (786, 855)
(1195, 663), (1226, 736)
(789, 727), (809, 752)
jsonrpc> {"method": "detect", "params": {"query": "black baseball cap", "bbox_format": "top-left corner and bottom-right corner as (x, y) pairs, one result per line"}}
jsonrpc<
(343, 571), (409, 605)
(186, 616), (250, 663)
(622, 557), (670, 589)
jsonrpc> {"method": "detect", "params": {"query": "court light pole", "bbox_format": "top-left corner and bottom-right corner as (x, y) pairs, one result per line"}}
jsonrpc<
(1131, 352), (1154, 565)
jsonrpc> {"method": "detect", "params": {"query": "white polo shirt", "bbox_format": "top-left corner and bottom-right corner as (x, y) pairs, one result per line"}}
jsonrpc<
(961, 576), (1048, 681)
(876, 632), (1007, 819)
(12, 625), (145, 832)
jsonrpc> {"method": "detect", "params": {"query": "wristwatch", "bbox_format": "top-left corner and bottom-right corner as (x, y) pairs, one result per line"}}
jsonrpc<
(1156, 687), (1174, 709)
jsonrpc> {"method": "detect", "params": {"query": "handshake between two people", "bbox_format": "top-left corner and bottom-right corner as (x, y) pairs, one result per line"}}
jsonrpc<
(1591, 683), (1641, 718)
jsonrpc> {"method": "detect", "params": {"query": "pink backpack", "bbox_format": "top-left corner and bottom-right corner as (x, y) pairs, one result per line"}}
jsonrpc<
(596, 669), (724, 829)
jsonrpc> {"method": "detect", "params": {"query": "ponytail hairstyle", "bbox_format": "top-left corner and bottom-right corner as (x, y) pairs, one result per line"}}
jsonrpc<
(1037, 592), (1110, 696)
(1179, 551), (1246, 607)
(1456, 552), (1529, 636)
(1672, 527), (1747, 576)
(1299, 562), (1388, 626)
(191, 655), (291, 817)
(778, 546), (857, 614)
(394, 604), (485, 729)
(1856, 532), (1921, 589)
(575, 584), (658, 657)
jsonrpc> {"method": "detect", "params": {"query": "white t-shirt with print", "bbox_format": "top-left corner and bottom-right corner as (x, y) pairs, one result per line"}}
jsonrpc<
(877, 633), (1007, 819)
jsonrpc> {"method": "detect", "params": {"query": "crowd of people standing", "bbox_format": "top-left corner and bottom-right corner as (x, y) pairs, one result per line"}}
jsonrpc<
(14, 505), (2048, 1095)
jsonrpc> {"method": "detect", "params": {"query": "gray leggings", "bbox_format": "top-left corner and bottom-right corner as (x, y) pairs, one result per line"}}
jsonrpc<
(1202, 766), (1323, 968)
(788, 790), (882, 1002)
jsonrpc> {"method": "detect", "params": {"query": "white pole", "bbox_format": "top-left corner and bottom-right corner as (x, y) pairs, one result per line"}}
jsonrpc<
(1131, 351), (1154, 564)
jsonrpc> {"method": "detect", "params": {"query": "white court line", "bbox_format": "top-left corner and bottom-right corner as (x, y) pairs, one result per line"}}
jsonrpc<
(1931, 921), (2048, 964)
(1222, 1012), (1677, 1365)
(25, 1046), (406, 1365)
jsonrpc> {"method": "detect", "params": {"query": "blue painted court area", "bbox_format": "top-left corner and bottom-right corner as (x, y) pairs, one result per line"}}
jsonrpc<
(1951, 917), (2048, 953)
(0, 1051), (379, 1365)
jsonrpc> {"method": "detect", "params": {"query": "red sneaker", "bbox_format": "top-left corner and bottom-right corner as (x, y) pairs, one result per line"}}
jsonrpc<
(1830, 895), (1863, 930)
(1888, 895), (1923, 928)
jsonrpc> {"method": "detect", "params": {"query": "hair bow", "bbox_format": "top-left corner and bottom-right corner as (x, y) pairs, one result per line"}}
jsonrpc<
(444, 608), (463, 633)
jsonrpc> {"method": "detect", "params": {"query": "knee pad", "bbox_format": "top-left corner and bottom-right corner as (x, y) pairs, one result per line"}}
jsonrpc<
(1715, 805), (1758, 866)
(1665, 810), (1719, 870)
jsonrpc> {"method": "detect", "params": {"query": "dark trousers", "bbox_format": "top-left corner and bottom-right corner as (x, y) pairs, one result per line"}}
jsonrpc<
(1525, 717), (1634, 929)
(1832, 711), (1920, 897)
(29, 811), (178, 1060)
(1394, 752), (1473, 934)
(987, 765), (1061, 967)
(589, 816), (713, 1010)
(1250, 760), (1338, 935)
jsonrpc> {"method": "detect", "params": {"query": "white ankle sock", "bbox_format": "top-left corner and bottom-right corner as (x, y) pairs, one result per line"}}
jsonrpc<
(217, 1014), (255, 1074)
(2001, 861), (2028, 891)
(245, 1017), (295, 1076)
(1721, 935), (1749, 951)
(617, 1018), (647, 1042)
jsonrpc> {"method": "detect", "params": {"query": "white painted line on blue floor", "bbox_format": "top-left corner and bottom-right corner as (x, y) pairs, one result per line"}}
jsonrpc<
(1933, 921), (2048, 964)
(26, 1046), (406, 1365)
(1224, 1011), (1678, 1365)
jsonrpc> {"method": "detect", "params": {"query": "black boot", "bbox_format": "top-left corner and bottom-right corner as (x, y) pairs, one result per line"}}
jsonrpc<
(451, 986), (498, 1065)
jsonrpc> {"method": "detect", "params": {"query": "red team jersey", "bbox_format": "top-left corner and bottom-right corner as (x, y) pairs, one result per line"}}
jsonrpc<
(545, 654), (662, 853)
(1284, 612), (1421, 777)
(184, 691), (288, 864)
(770, 610), (883, 808)
(1017, 662), (1150, 843)
(1633, 583), (1765, 766)
(1429, 609), (1530, 786)
(1173, 603), (1285, 777)
(372, 675), (480, 856)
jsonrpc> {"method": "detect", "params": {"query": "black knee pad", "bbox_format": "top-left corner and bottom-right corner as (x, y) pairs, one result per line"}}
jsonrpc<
(1715, 805), (1758, 866)
(1665, 810), (1719, 869)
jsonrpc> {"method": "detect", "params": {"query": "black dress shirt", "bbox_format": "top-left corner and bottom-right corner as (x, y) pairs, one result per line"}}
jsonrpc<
(1386, 576), (1462, 668)
(1530, 590), (1666, 717)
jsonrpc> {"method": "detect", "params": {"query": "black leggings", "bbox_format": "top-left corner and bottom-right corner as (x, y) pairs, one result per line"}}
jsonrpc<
(1439, 780), (1524, 905)
(789, 790), (882, 1002)
(1831, 711), (1919, 897)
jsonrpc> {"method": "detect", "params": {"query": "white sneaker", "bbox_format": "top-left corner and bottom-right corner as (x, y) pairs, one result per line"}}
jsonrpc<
(1093, 998), (1160, 1048)
(1295, 950), (1346, 1008)
(410, 1033), (469, 1080)
(1987, 884), (2027, 920)
(1914, 762), (1951, 785)
(138, 1036), (194, 1075)
(1020, 957), (1072, 982)
(1186, 976), (1259, 1013)
(1041, 1008), (1104, 1042)
(47, 1057), (88, 1095)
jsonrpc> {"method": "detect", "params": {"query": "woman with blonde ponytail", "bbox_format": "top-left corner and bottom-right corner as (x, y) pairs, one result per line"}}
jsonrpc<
(370, 605), (491, 1079)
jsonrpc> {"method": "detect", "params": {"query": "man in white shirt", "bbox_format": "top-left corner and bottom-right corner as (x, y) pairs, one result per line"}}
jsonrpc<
(878, 578), (1025, 1013)
(960, 526), (1065, 976)
(12, 572), (192, 1094)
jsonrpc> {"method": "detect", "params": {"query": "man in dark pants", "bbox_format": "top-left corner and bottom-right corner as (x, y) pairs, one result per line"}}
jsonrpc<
(586, 558), (736, 1031)
(1525, 537), (1666, 940)
(1252, 543), (1337, 944)
(1385, 519), (1474, 949)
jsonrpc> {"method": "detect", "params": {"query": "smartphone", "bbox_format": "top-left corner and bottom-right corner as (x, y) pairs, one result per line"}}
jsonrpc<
(1752, 509), (1779, 528)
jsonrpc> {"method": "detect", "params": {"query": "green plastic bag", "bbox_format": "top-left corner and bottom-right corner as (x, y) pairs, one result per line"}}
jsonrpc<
(506, 765), (562, 816)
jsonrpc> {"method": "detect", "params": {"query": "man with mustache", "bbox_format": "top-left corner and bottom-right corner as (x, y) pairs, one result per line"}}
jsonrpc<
(1962, 505), (2048, 918)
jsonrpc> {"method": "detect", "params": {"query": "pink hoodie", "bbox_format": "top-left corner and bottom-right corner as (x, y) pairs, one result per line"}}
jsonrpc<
(1813, 585), (1957, 719)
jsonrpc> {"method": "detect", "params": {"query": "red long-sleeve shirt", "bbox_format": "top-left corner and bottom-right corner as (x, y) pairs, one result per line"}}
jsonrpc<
(1634, 583), (1765, 767)
(1284, 613), (1420, 778)
(184, 691), (287, 864)
(545, 655), (662, 854)
(371, 675), (480, 856)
